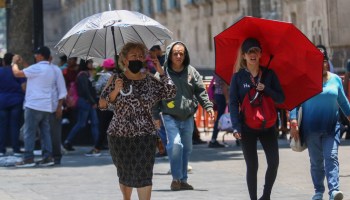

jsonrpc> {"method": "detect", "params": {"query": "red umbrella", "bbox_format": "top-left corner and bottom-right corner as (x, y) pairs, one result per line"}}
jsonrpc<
(214, 16), (323, 110)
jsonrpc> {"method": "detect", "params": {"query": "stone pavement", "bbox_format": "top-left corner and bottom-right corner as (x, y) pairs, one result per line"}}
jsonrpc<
(1, 133), (350, 200)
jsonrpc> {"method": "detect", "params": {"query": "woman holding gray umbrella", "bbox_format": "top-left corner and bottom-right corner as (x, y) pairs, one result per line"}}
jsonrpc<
(99, 42), (176, 200)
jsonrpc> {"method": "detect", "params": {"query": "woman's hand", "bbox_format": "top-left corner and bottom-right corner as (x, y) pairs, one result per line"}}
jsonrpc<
(107, 78), (123, 102)
(233, 132), (241, 140)
(207, 109), (215, 120)
(152, 58), (164, 75)
(98, 98), (108, 109)
(256, 83), (265, 91)
(12, 54), (23, 65)
(290, 124), (300, 141)
(114, 78), (123, 92)
(154, 120), (161, 129)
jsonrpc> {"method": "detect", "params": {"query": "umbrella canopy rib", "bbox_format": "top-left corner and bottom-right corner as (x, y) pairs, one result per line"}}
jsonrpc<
(85, 30), (98, 60)
(130, 26), (147, 47)
(68, 33), (83, 58)
(117, 26), (125, 48)
(145, 26), (164, 45)
(104, 27), (108, 59)
(56, 35), (72, 55)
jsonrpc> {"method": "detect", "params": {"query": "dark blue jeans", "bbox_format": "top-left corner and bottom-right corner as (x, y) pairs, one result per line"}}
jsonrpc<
(158, 123), (167, 150)
(65, 98), (99, 146)
(0, 103), (23, 153)
(211, 94), (227, 141)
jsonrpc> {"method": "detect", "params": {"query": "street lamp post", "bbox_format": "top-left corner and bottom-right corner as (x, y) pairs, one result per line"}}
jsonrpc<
(33, 0), (43, 50)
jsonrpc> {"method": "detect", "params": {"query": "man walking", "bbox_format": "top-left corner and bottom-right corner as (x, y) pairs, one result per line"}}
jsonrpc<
(49, 56), (67, 165)
(12, 46), (59, 167)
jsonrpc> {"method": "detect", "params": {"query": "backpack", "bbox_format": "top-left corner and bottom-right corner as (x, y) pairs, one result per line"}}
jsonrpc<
(239, 69), (277, 130)
(241, 88), (277, 129)
(66, 81), (78, 108)
(65, 71), (88, 108)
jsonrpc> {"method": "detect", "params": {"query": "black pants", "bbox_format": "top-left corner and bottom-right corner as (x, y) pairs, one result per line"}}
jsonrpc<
(96, 109), (113, 149)
(241, 126), (279, 200)
(49, 113), (62, 162)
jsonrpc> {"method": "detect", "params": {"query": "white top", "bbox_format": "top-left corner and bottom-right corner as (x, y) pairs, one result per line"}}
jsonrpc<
(23, 61), (67, 113)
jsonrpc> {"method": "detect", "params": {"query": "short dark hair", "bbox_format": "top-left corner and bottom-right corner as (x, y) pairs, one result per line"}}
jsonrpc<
(150, 45), (161, 51)
(60, 55), (67, 62)
(34, 46), (51, 60)
(79, 59), (93, 71)
(168, 42), (190, 67)
(3, 52), (14, 66)
(316, 44), (329, 60)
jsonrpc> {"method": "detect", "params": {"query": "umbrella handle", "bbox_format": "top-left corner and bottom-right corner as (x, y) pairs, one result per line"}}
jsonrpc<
(120, 85), (133, 96)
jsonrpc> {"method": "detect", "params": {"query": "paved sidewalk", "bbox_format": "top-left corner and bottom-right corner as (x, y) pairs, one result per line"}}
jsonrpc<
(1, 133), (350, 200)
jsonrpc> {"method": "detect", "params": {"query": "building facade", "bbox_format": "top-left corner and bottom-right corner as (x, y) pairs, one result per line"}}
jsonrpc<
(0, 9), (6, 57)
(281, 0), (350, 69)
(43, 0), (350, 69)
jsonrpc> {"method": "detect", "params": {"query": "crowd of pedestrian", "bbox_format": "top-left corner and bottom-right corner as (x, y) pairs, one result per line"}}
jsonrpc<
(1, 38), (350, 200)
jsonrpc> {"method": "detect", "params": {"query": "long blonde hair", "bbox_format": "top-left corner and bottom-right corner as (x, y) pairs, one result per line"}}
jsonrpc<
(234, 48), (246, 72)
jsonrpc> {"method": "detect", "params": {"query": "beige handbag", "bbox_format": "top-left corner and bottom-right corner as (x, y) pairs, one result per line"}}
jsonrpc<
(290, 107), (307, 152)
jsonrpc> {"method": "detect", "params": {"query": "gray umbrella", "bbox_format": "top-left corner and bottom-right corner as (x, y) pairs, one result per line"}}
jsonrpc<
(55, 10), (172, 59)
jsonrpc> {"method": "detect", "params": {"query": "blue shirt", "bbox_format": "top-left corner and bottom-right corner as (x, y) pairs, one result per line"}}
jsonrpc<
(290, 73), (350, 135)
(0, 66), (26, 109)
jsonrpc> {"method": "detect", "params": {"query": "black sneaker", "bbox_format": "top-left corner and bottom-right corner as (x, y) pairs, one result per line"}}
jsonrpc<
(13, 150), (24, 157)
(15, 158), (36, 168)
(85, 148), (101, 157)
(54, 160), (61, 165)
(100, 145), (109, 150)
(278, 133), (287, 140)
(236, 140), (241, 146)
(193, 139), (207, 145)
(63, 142), (75, 151)
(208, 141), (225, 148)
(37, 157), (54, 167)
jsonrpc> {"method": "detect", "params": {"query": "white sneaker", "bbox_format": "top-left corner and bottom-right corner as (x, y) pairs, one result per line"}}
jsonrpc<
(331, 191), (343, 200)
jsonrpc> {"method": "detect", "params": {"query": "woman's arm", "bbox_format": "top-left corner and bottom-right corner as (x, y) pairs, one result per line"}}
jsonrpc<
(98, 75), (122, 110)
(263, 69), (285, 104)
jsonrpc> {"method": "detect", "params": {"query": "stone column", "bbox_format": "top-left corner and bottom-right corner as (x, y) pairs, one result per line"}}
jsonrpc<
(6, 0), (34, 65)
